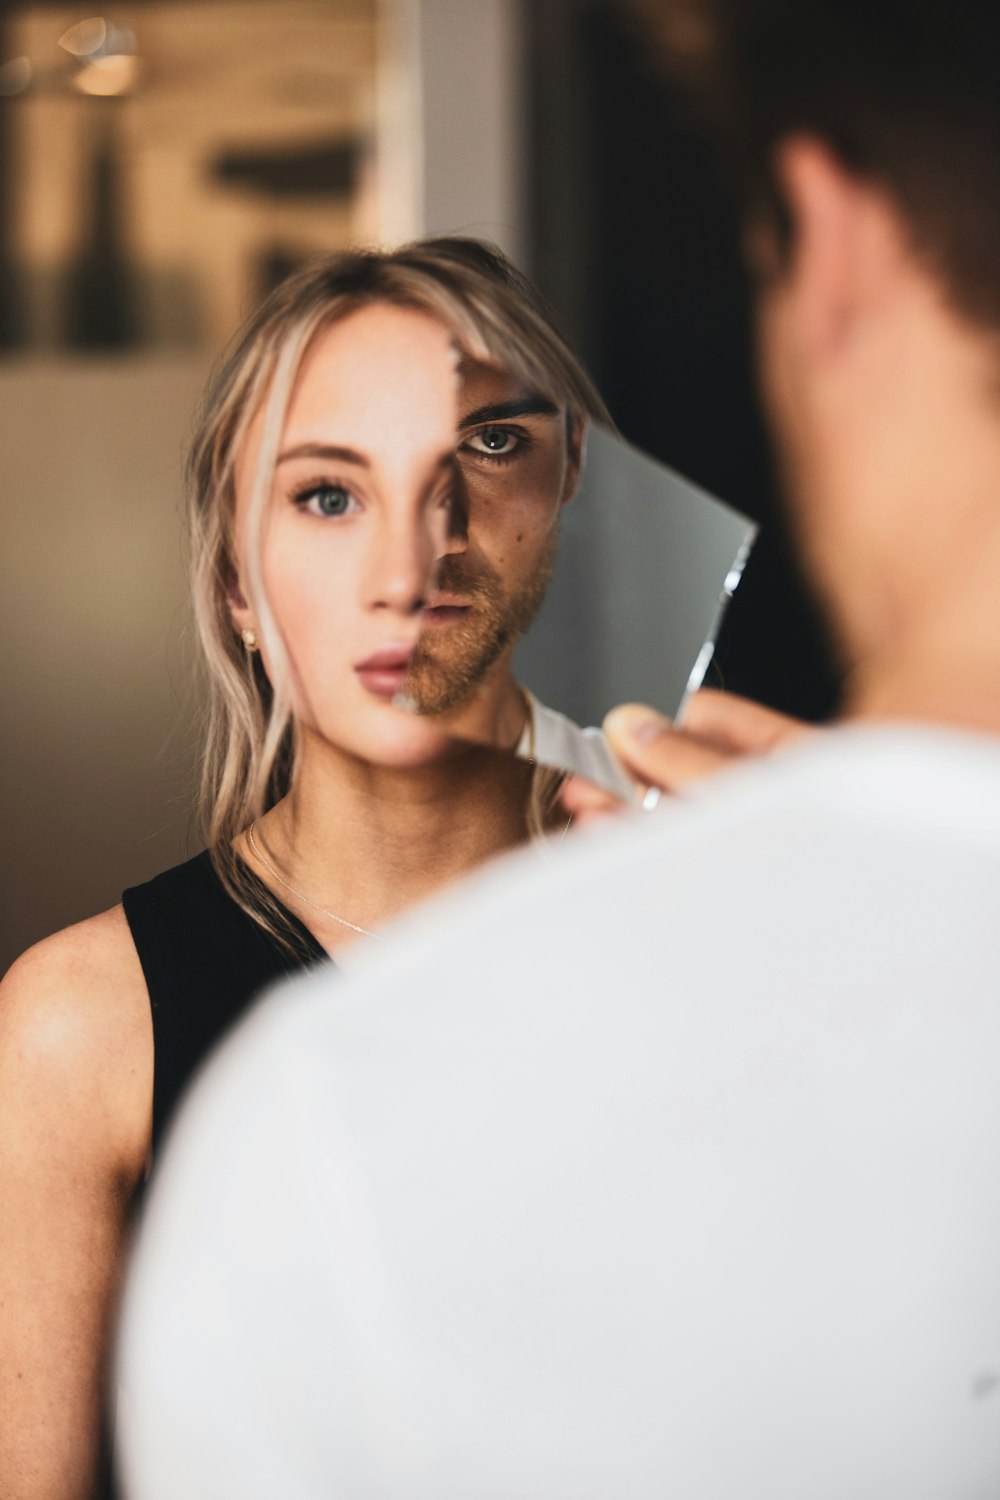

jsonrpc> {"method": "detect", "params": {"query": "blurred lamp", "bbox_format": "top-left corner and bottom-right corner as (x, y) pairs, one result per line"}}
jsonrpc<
(75, 52), (142, 96)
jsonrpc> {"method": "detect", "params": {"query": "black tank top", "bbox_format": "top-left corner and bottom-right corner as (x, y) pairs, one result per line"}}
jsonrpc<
(122, 849), (330, 1153)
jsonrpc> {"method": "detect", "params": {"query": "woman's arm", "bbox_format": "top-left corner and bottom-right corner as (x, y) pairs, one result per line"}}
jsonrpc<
(0, 908), (152, 1500)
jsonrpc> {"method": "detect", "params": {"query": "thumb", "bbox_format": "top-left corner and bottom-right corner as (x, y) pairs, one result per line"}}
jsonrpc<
(603, 703), (673, 749)
(603, 702), (734, 792)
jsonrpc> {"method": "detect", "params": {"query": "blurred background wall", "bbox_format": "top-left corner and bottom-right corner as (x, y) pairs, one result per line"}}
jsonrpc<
(0, 0), (837, 970)
(0, 0), (527, 967)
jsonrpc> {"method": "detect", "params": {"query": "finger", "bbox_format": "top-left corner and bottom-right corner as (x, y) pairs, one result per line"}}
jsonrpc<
(602, 704), (735, 792)
(560, 772), (627, 824)
(681, 688), (812, 754)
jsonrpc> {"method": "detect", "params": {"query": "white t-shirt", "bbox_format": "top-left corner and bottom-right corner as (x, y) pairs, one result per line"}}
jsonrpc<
(516, 689), (635, 801)
(118, 725), (1000, 1500)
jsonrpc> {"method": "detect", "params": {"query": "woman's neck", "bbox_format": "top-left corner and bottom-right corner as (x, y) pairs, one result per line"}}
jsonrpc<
(244, 729), (533, 953)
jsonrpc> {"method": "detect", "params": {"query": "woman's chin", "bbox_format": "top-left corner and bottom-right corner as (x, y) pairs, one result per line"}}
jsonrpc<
(332, 715), (465, 770)
(369, 734), (463, 769)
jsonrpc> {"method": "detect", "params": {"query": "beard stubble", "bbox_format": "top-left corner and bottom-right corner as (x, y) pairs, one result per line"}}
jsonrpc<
(404, 532), (558, 716)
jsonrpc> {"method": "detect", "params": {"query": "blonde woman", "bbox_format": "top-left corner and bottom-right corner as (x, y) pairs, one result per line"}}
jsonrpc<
(0, 239), (612, 1499)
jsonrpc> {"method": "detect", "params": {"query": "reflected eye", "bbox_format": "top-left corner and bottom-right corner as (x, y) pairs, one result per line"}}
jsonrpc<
(294, 482), (360, 518)
(463, 427), (522, 460)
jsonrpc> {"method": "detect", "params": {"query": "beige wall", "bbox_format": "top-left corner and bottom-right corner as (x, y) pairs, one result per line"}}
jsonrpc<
(415, 0), (525, 262)
(1, 356), (208, 969)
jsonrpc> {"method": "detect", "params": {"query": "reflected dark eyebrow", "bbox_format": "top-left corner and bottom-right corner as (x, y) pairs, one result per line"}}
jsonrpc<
(276, 442), (370, 468)
(459, 396), (560, 428)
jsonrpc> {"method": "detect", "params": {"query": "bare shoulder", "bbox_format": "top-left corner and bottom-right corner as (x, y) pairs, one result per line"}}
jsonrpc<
(0, 913), (152, 1494)
(1, 904), (149, 1056)
(0, 906), (152, 1180)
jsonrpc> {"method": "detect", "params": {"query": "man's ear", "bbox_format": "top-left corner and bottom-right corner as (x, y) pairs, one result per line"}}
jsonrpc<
(771, 135), (878, 358)
(561, 416), (588, 507)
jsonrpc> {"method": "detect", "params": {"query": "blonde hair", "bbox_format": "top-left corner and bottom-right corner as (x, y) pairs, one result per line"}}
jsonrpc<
(187, 238), (612, 943)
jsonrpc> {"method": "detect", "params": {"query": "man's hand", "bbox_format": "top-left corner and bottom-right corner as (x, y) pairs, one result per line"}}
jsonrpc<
(562, 689), (814, 826)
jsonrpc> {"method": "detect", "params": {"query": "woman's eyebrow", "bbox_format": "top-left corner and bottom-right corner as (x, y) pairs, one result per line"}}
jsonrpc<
(459, 396), (559, 428)
(276, 442), (370, 467)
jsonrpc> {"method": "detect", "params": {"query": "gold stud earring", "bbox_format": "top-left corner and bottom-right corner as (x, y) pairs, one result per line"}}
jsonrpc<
(240, 627), (259, 653)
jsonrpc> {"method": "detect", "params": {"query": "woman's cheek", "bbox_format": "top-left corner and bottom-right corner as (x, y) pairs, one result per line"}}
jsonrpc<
(266, 525), (354, 614)
(262, 540), (358, 682)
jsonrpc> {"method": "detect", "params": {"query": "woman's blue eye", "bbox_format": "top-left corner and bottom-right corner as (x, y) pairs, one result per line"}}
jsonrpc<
(298, 483), (355, 516)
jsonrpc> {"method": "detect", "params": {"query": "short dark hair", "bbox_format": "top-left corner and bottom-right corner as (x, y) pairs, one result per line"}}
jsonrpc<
(640, 0), (1000, 328)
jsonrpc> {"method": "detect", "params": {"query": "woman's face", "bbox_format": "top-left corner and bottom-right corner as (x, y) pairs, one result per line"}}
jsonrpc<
(229, 302), (461, 767)
(229, 299), (582, 767)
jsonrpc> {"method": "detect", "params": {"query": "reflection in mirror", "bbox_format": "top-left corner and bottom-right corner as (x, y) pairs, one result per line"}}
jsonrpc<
(404, 420), (756, 802)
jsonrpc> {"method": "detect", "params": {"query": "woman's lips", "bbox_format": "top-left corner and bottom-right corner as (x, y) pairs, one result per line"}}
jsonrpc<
(354, 644), (415, 699)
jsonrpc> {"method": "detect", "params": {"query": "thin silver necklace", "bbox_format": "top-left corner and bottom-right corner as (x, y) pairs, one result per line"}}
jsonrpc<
(247, 821), (383, 943)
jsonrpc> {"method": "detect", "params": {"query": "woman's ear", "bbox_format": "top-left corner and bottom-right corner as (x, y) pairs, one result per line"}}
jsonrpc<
(561, 416), (588, 507)
(224, 565), (253, 636)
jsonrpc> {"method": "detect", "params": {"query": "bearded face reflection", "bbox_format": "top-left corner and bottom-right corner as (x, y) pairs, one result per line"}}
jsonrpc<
(406, 531), (558, 715)
(401, 352), (582, 719)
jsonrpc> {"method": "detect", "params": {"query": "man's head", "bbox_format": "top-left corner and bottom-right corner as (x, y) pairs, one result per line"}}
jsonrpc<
(648, 1), (1000, 322)
(641, 0), (1000, 671)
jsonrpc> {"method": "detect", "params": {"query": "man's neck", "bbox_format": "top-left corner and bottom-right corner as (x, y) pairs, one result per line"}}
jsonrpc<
(424, 659), (528, 753)
(807, 307), (1000, 739)
(843, 501), (1000, 736)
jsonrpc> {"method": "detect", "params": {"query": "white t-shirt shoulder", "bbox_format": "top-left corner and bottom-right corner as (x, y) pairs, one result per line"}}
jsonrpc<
(119, 723), (1000, 1500)
(516, 688), (635, 800)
